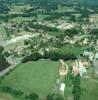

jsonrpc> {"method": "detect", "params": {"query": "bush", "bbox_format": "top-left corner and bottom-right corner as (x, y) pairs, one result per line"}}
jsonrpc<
(72, 75), (81, 100)
(22, 51), (77, 63)
(0, 86), (24, 97)
(46, 93), (64, 100)
(22, 53), (42, 63)
(4, 51), (11, 57)
(25, 92), (39, 100)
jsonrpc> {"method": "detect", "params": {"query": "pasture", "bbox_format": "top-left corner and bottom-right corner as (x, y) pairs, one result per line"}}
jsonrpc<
(0, 60), (59, 97)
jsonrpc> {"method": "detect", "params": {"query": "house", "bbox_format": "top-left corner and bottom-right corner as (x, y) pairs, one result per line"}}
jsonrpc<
(83, 51), (94, 60)
(96, 40), (98, 45)
(70, 40), (75, 44)
(72, 60), (87, 77)
(78, 61), (87, 77)
(59, 83), (65, 93)
(83, 38), (89, 45)
(83, 51), (90, 57)
(82, 61), (90, 68)
(95, 52), (98, 60)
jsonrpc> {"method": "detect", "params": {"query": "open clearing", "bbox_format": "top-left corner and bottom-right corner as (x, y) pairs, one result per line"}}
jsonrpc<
(0, 92), (14, 100)
(0, 60), (59, 97)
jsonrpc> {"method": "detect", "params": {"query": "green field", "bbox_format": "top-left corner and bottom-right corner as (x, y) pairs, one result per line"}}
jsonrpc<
(9, 16), (35, 22)
(0, 60), (59, 98)
(57, 45), (82, 57)
(80, 78), (98, 100)
(65, 76), (98, 100)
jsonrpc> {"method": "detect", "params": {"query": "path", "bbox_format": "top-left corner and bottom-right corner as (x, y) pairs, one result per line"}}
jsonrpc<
(59, 59), (69, 76)
(58, 59), (69, 94)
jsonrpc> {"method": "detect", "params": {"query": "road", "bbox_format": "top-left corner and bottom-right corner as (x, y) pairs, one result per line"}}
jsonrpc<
(0, 63), (17, 77)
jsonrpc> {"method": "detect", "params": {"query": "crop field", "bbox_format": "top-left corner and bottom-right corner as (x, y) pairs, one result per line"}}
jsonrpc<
(0, 60), (59, 97)
(64, 74), (98, 100)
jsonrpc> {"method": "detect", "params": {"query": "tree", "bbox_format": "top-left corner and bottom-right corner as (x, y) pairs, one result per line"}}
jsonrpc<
(25, 92), (39, 100)
(0, 46), (4, 53)
(0, 46), (10, 71)
(46, 93), (64, 100)
(72, 75), (81, 100)
(64, 28), (79, 37)
(4, 51), (11, 57)
(22, 52), (42, 63)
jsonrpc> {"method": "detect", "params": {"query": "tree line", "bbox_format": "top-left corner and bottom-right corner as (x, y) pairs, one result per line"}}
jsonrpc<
(22, 51), (77, 63)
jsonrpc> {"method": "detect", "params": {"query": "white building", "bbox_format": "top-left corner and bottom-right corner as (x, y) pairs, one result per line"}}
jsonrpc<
(83, 51), (94, 61)
(79, 61), (87, 77)
(59, 83), (65, 93)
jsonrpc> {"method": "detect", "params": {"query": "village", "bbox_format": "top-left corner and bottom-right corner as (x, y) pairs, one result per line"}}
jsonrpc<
(0, 0), (98, 100)
(0, 17), (98, 99)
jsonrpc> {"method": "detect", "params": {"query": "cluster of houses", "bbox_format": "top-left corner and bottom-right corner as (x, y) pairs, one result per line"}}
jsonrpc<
(82, 48), (98, 75)
(58, 59), (89, 94)
(72, 60), (90, 77)
(58, 50), (98, 94)
(38, 20), (76, 30)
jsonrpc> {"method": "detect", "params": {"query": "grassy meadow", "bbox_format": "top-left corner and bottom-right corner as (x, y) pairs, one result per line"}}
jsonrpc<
(0, 60), (59, 98)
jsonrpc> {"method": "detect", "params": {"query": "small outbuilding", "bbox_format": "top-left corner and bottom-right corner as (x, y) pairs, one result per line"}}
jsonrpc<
(59, 83), (65, 93)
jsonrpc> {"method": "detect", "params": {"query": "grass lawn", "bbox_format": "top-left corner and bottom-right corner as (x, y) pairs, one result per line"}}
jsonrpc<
(0, 26), (6, 40)
(37, 14), (50, 21)
(0, 60), (59, 97)
(57, 45), (82, 57)
(55, 6), (75, 13)
(80, 78), (98, 100)
(9, 16), (35, 22)
(65, 75), (98, 100)
(48, 30), (64, 36)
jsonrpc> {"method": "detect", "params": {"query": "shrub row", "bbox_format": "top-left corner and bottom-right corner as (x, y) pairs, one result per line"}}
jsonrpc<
(22, 51), (77, 63)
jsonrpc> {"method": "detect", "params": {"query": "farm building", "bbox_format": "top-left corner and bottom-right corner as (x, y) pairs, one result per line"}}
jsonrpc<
(59, 83), (65, 93)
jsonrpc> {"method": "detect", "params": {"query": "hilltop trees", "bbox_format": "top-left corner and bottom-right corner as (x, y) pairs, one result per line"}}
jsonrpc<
(0, 46), (10, 71)
(64, 28), (79, 37)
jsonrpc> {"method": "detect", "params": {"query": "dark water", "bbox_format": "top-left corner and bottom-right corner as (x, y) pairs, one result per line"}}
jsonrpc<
(4, 0), (98, 6)
(80, 0), (98, 6)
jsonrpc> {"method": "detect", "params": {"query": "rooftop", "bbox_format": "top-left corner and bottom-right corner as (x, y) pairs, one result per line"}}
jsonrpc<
(95, 52), (98, 59)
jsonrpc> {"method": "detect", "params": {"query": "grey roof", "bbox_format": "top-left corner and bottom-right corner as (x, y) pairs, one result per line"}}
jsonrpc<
(95, 53), (98, 59)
